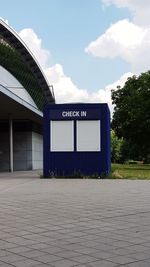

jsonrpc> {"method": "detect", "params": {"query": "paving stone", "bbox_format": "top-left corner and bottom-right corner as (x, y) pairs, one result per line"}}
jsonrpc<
(50, 259), (77, 267)
(130, 251), (150, 260)
(36, 254), (63, 263)
(1, 173), (150, 267)
(71, 255), (99, 264)
(0, 254), (27, 263)
(12, 259), (45, 267)
(91, 251), (117, 260)
(88, 260), (118, 267)
(108, 255), (137, 264)
(7, 246), (34, 254)
(18, 249), (48, 258)
(56, 250), (82, 258)
(0, 263), (15, 267)
(124, 261), (150, 267)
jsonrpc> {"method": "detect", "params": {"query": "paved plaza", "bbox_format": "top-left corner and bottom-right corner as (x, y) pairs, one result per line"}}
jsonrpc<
(0, 172), (150, 266)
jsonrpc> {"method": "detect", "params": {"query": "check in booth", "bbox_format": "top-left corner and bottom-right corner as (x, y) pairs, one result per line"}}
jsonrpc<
(43, 103), (110, 178)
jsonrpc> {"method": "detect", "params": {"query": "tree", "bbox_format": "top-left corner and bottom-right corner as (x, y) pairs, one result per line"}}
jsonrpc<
(111, 130), (129, 163)
(111, 130), (123, 163)
(111, 71), (150, 163)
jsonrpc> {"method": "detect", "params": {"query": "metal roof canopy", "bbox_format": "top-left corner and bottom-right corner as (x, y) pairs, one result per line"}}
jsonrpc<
(0, 84), (42, 124)
(0, 19), (55, 105)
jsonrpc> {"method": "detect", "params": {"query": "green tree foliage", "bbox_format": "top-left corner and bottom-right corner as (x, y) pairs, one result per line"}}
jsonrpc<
(111, 71), (150, 163)
(111, 130), (123, 163)
(111, 130), (128, 163)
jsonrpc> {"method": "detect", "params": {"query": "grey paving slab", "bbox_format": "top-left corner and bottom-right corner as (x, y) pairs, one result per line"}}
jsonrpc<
(0, 172), (150, 267)
(124, 262), (150, 267)
(87, 260), (118, 267)
(50, 259), (78, 267)
(0, 263), (15, 267)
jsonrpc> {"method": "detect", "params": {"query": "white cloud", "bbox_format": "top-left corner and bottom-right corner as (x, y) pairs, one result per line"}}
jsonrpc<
(86, 1), (150, 74)
(103, 0), (150, 9)
(45, 64), (133, 114)
(44, 64), (108, 104)
(18, 27), (133, 113)
(18, 27), (113, 107)
(19, 29), (50, 68)
(85, 19), (150, 72)
(102, 0), (150, 26)
(105, 71), (133, 91)
(104, 71), (134, 113)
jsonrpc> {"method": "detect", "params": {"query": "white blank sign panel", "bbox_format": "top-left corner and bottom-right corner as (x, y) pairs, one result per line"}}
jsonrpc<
(77, 120), (100, 151)
(50, 121), (74, 151)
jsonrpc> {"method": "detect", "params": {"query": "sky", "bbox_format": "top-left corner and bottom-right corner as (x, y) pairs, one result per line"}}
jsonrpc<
(1, 0), (150, 112)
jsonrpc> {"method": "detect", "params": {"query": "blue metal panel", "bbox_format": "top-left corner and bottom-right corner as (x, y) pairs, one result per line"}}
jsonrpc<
(43, 103), (111, 178)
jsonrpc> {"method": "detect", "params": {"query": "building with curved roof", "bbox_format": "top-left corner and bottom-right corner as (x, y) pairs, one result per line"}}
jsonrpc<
(0, 19), (55, 172)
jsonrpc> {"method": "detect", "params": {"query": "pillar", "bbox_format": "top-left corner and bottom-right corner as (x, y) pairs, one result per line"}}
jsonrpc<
(9, 116), (13, 172)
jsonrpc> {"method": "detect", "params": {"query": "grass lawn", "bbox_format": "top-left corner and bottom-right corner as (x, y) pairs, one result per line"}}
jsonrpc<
(110, 163), (150, 179)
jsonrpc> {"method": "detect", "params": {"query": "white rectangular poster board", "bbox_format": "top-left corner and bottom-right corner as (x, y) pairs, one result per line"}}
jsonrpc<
(77, 120), (100, 151)
(50, 120), (74, 151)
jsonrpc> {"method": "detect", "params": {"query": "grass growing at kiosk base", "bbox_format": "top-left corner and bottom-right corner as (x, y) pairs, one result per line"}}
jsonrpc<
(41, 164), (150, 179)
(110, 163), (150, 179)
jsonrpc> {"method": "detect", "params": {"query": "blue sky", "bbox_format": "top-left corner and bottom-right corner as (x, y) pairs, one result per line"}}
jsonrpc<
(1, 0), (150, 108)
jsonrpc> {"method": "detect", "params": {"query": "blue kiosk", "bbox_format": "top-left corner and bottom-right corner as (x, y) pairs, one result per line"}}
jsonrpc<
(43, 103), (111, 178)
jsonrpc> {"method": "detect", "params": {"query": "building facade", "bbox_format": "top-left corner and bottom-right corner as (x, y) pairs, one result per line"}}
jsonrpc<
(0, 20), (55, 172)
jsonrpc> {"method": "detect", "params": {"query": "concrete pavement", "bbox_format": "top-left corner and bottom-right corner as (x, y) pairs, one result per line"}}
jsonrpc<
(0, 172), (150, 266)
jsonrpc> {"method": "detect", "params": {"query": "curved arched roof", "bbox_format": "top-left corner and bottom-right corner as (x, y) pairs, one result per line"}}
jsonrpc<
(0, 65), (38, 108)
(0, 19), (55, 110)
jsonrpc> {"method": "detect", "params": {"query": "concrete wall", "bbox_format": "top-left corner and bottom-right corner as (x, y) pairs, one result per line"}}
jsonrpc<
(0, 121), (43, 172)
(14, 131), (43, 171)
(0, 132), (9, 172)
(32, 132), (43, 169)
(13, 132), (32, 171)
